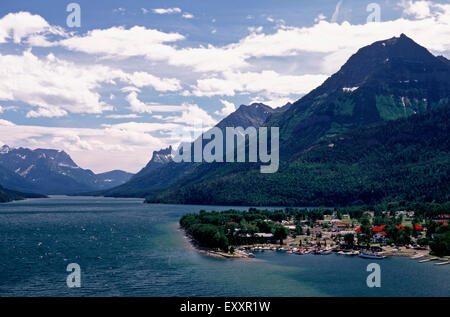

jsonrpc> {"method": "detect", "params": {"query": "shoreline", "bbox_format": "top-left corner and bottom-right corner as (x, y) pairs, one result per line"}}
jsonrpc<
(180, 227), (450, 263)
(179, 227), (255, 259)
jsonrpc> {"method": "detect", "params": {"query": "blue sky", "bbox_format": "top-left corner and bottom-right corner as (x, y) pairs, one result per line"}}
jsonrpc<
(0, 0), (449, 172)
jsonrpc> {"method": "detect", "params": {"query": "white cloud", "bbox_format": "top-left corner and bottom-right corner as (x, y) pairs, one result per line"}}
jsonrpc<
(121, 86), (141, 93)
(162, 103), (217, 127)
(26, 107), (68, 118)
(399, 0), (432, 19)
(0, 11), (65, 44)
(126, 91), (153, 114)
(125, 91), (188, 114)
(248, 26), (263, 33)
(59, 26), (184, 57)
(152, 8), (182, 15)
(0, 50), (113, 117)
(314, 14), (327, 23)
(0, 118), (15, 126)
(192, 71), (328, 98)
(182, 13), (194, 19)
(55, 9), (450, 77)
(124, 72), (181, 91)
(106, 114), (142, 119)
(215, 100), (236, 116)
(0, 50), (182, 118)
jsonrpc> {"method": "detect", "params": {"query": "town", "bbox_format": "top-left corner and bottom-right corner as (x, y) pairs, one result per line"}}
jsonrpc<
(180, 202), (450, 264)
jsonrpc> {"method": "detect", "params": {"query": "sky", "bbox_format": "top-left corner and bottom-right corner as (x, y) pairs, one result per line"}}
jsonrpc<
(0, 0), (449, 173)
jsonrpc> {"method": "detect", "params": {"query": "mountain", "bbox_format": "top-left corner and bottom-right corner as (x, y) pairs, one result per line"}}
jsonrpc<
(132, 146), (173, 179)
(93, 170), (135, 190)
(142, 34), (450, 205)
(147, 103), (450, 206)
(437, 55), (450, 66)
(270, 33), (450, 158)
(100, 103), (278, 197)
(215, 103), (277, 129)
(0, 145), (133, 194)
(0, 184), (46, 203)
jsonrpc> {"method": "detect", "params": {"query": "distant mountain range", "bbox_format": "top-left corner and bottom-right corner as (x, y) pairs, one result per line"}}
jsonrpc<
(0, 145), (133, 195)
(96, 34), (449, 206)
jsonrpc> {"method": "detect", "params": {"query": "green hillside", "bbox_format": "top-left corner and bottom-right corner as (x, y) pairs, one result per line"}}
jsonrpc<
(147, 104), (450, 206)
(0, 185), (46, 203)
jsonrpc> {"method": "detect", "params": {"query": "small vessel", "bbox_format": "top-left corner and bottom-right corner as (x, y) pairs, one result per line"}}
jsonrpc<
(434, 260), (450, 266)
(359, 250), (385, 259)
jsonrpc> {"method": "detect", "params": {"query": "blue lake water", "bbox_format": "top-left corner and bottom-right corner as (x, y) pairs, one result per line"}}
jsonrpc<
(0, 196), (448, 296)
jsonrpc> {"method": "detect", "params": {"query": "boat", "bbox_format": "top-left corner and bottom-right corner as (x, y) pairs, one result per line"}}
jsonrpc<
(410, 254), (424, 259)
(358, 250), (385, 259)
(434, 260), (450, 266)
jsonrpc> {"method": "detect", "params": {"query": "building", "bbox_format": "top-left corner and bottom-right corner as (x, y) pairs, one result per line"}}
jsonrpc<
(371, 232), (387, 244)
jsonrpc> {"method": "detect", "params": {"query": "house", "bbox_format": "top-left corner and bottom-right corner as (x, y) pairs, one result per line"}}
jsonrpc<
(255, 233), (274, 238)
(395, 210), (415, 218)
(371, 232), (387, 244)
(283, 225), (296, 231)
(339, 231), (356, 236)
(331, 220), (349, 230)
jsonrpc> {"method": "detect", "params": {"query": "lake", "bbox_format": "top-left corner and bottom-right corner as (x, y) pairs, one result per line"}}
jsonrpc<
(0, 196), (448, 296)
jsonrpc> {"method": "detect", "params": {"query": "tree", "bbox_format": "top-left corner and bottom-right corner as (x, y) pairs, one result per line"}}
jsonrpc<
(344, 233), (355, 246)
(294, 220), (303, 236)
(359, 216), (372, 246)
(417, 237), (428, 246)
(429, 232), (450, 256)
(272, 224), (289, 245)
(213, 231), (229, 252)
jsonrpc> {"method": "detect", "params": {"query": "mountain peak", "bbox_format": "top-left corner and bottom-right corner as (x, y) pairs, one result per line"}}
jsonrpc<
(312, 34), (448, 94)
(216, 102), (275, 130)
(0, 145), (11, 154)
(150, 146), (172, 163)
